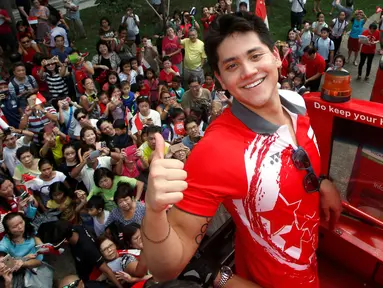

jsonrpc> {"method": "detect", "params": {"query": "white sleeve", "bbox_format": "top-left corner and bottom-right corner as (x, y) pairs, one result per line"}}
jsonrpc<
(330, 40), (335, 50)
(58, 172), (67, 182)
(135, 15), (140, 22)
(152, 110), (162, 127)
(74, 123), (81, 136)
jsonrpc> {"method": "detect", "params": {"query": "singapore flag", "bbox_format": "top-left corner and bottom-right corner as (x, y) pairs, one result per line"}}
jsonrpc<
(255, 0), (269, 29)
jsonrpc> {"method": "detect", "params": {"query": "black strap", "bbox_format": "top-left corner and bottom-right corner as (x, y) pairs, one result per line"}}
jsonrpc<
(297, 0), (305, 11)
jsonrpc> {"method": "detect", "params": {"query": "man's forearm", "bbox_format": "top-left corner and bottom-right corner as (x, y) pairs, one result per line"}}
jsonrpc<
(142, 209), (186, 281)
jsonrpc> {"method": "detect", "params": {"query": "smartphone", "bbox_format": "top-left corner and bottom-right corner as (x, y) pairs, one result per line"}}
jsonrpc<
(147, 39), (152, 47)
(1, 254), (16, 270)
(170, 143), (185, 154)
(100, 141), (106, 148)
(20, 191), (30, 200)
(89, 150), (101, 160)
(44, 122), (55, 134)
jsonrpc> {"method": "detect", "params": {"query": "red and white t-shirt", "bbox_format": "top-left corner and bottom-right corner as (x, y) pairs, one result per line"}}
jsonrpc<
(361, 29), (380, 54)
(176, 90), (321, 288)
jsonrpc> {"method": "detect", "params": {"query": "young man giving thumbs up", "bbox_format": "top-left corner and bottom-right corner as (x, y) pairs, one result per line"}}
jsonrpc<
(142, 14), (342, 288)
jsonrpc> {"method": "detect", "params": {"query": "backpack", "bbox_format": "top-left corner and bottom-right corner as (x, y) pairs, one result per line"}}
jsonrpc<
(315, 37), (334, 56)
(10, 75), (35, 96)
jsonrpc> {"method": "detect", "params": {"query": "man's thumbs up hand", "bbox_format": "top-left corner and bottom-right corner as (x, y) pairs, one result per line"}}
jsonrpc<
(145, 133), (188, 213)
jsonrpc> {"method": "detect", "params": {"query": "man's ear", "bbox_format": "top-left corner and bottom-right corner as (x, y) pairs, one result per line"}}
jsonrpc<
(214, 71), (227, 90)
(273, 46), (282, 68)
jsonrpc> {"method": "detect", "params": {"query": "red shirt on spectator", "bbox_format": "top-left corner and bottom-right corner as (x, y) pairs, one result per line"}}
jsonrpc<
(176, 91), (321, 288)
(159, 66), (179, 86)
(32, 66), (49, 92)
(0, 10), (12, 34)
(139, 83), (151, 97)
(22, 47), (37, 64)
(201, 14), (216, 31)
(202, 83), (215, 92)
(162, 36), (183, 65)
(300, 53), (326, 79)
(361, 29), (380, 54)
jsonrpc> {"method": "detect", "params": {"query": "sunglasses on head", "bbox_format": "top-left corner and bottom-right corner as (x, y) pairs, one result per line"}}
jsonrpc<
(292, 147), (320, 193)
(62, 279), (80, 288)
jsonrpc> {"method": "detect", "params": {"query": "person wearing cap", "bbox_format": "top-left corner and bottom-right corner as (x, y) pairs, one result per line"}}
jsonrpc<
(0, 80), (22, 128)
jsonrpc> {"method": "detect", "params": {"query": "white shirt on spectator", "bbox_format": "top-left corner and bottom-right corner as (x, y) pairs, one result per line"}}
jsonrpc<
(315, 37), (334, 61)
(73, 119), (99, 137)
(93, 210), (110, 237)
(331, 18), (348, 38)
(3, 136), (30, 176)
(121, 15), (140, 37)
(290, 0), (306, 13)
(130, 109), (161, 135)
(50, 26), (69, 47)
(76, 156), (112, 192)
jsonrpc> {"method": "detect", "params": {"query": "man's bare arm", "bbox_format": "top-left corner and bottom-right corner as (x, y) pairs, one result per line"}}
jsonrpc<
(142, 206), (211, 281)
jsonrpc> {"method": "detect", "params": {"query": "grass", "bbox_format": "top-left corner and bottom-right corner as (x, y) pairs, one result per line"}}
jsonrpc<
(74, 0), (382, 58)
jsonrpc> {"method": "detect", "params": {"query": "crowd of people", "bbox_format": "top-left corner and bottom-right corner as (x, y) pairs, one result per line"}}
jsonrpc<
(0, 0), (378, 287)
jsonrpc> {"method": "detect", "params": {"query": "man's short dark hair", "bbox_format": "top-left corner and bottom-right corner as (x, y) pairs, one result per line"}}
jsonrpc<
(188, 75), (201, 85)
(54, 35), (64, 42)
(96, 118), (110, 130)
(87, 195), (105, 210)
(239, 1), (248, 8)
(321, 27), (331, 33)
(12, 62), (25, 71)
(205, 14), (274, 74)
(146, 125), (162, 136)
(369, 23), (378, 30)
(114, 182), (136, 204)
(38, 220), (73, 244)
(303, 45), (317, 55)
(184, 115), (198, 128)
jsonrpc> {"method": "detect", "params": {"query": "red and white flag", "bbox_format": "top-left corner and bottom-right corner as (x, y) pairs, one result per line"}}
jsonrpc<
(35, 92), (47, 106)
(255, 0), (269, 29)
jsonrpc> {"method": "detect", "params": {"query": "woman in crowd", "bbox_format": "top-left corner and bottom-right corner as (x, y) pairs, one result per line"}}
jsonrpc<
(144, 68), (159, 104)
(358, 23), (380, 81)
(59, 143), (87, 192)
(99, 17), (116, 49)
(330, 11), (349, 56)
(165, 141), (190, 163)
(161, 27), (183, 73)
(88, 167), (144, 210)
(0, 212), (53, 287)
(29, 158), (69, 210)
(180, 11), (200, 38)
(18, 33), (40, 64)
(165, 108), (186, 143)
(105, 182), (145, 227)
(102, 70), (120, 92)
(79, 126), (100, 159)
(13, 147), (40, 186)
(312, 12), (328, 42)
(0, 178), (38, 238)
(79, 77), (100, 119)
(29, 0), (50, 42)
(347, 10), (367, 65)
(156, 90), (181, 123)
(98, 235), (148, 278)
(159, 56), (180, 88)
(92, 40), (121, 82)
(38, 56), (69, 99)
(16, 20), (35, 41)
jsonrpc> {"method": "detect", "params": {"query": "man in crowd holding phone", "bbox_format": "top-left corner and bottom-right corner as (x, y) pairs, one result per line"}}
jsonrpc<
(19, 93), (58, 144)
(0, 80), (22, 129)
(70, 144), (123, 192)
(121, 7), (141, 45)
(142, 14), (342, 288)
(51, 35), (73, 63)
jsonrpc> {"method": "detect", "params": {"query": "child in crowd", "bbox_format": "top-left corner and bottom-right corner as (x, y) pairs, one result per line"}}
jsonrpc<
(299, 21), (314, 56)
(136, 75), (151, 97)
(293, 73), (308, 95)
(169, 75), (185, 103)
(202, 73), (215, 92)
(312, 12), (328, 42)
(102, 70), (120, 92)
(47, 182), (86, 223)
(315, 27), (335, 65)
(87, 195), (110, 237)
(280, 78), (294, 91)
(98, 91), (110, 115)
(121, 81), (138, 114)
(106, 85), (125, 121)
(130, 57), (144, 76)
(145, 68), (159, 104)
(119, 59), (137, 84)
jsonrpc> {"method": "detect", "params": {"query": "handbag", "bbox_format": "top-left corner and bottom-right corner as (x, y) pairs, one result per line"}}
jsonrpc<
(297, 0), (307, 16)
